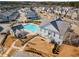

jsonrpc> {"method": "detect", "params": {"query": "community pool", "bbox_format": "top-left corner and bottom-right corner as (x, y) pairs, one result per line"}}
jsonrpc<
(22, 23), (39, 32)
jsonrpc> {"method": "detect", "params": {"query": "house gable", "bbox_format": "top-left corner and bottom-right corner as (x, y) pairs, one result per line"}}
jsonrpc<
(50, 21), (59, 31)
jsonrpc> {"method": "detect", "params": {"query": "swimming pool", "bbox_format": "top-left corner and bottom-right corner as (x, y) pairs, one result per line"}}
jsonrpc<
(22, 23), (39, 32)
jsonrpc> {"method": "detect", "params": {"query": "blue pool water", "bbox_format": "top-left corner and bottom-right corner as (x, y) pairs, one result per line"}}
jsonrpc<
(23, 23), (39, 32)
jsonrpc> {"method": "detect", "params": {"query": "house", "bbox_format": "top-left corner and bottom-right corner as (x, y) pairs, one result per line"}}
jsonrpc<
(25, 9), (39, 20)
(0, 9), (19, 22)
(38, 18), (71, 45)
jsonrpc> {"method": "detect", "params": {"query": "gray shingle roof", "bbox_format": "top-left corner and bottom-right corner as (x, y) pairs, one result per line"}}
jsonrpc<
(0, 9), (19, 22)
(56, 21), (70, 35)
(25, 9), (38, 19)
(0, 26), (3, 32)
(40, 18), (71, 35)
(2, 9), (17, 17)
(50, 18), (62, 31)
